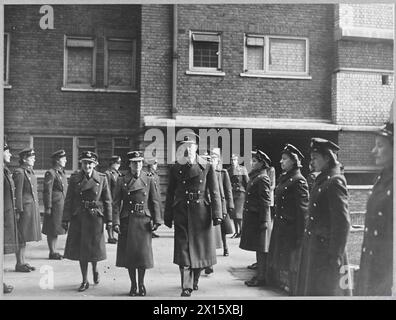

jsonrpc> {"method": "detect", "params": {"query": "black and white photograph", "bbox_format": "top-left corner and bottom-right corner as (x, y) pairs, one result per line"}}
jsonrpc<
(0, 1), (394, 302)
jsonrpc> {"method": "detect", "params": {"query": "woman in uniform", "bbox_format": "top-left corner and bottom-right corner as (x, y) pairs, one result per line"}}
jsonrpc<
(356, 120), (393, 296)
(42, 149), (68, 260)
(62, 151), (112, 292)
(113, 151), (162, 297)
(267, 144), (309, 295)
(227, 154), (249, 238)
(296, 138), (351, 296)
(240, 148), (272, 287)
(3, 143), (18, 293)
(13, 148), (41, 272)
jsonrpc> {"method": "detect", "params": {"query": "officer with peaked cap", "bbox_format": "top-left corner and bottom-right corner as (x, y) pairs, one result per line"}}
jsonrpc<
(42, 149), (68, 260)
(105, 155), (123, 244)
(164, 134), (222, 297)
(145, 157), (163, 238)
(296, 138), (351, 296)
(356, 118), (394, 296)
(267, 144), (309, 295)
(62, 151), (112, 292)
(3, 143), (18, 293)
(13, 148), (41, 273)
(112, 151), (162, 297)
(240, 148), (272, 287)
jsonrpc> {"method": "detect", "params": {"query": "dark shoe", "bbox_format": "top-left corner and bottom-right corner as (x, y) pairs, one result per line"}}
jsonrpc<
(223, 248), (229, 256)
(49, 252), (63, 260)
(235, 233), (241, 238)
(247, 262), (258, 270)
(129, 285), (137, 296)
(138, 285), (146, 296)
(24, 263), (36, 271)
(108, 238), (117, 244)
(93, 271), (100, 284)
(152, 232), (160, 238)
(15, 264), (31, 273)
(78, 282), (89, 292)
(193, 284), (199, 291)
(245, 277), (266, 287)
(231, 233), (237, 239)
(204, 267), (213, 275)
(181, 289), (192, 297)
(3, 283), (13, 294)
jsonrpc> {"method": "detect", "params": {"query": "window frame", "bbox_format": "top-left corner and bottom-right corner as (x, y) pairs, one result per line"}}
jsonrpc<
(104, 37), (137, 91)
(112, 137), (131, 171)
(4, 32), (10, 86)
(63, 35), (97, 89)
(242, 34), (311, 79)
(30, 135), (97, 176)
(187, 30), (224, 76)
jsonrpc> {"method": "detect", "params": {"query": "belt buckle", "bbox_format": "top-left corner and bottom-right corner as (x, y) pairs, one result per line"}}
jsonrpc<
(188, 193), (194, 200)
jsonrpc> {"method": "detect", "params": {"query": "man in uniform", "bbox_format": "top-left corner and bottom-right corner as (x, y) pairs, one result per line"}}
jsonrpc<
(164, 134), (222, 297)
(105, 155), (123, 244)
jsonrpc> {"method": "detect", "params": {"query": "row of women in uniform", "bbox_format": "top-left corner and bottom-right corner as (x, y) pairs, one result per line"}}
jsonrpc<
(239, 123), (393, 296)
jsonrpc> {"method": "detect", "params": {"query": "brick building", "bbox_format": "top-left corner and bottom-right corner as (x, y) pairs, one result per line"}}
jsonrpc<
(3, 4), (394, 211)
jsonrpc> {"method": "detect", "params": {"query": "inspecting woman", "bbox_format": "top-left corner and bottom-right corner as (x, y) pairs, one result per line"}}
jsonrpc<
(113, 151), (162, 297)
(42, 149), (68, 260)
(267, 144), (309, 295)
(356, 120), (393, 296)
(62, 151), (112, 292)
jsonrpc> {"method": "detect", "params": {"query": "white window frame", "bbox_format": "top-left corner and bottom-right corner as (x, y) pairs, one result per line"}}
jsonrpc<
(241, 34), (311, 80)
(187, 31), (225, 77)
(4, 32), (10, 87)
(63, 35), (97, 89)
(30, 136), (97, 177)
(104, 37), (137, 91)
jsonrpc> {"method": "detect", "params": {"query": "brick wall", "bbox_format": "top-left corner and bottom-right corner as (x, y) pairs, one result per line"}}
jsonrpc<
(338, 131), (376, 167)
(332, 71), (394, 125)
(4, 5), (140, 138)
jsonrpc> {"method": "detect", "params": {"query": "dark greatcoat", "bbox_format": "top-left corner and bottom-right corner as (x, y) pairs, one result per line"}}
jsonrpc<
(164, 156), (222, 269)
(13, 164), (42, 243)
(62, 170), (112, 262)
(296, 164), (352, 296)
(267, 167), (309, 295)
(113, 171), (162, 269)
(239, 168), (272, 253)
(356, 166), (393, 296)
(4, 166), (18, 254)
(42, 167), (68, 236)
(105, 168), (122, 199)
(228, 165), (249, 220)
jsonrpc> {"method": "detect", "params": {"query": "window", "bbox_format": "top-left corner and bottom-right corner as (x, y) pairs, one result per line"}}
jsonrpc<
(64, 36), (96, 88)
(243, 35), (310, 78)
(4, 33), (10, 85)
(189, 31), (222, 73)
(113, 137), (131, 171)
(32, 137), (74, 170)
(104, 38), (136, 90)
(77, 137), (97, 157)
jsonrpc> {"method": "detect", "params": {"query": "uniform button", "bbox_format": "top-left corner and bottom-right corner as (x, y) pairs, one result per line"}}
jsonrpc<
(125, 184), (127, 187)
(378, 211), (383, 216)
(327, 176), (330, 179)
(128, 192), (131, 195)
(310, 216), (314, 221)
(369, 250), (373, 255)
(307, 231), (311, 236)
(141, 201), (144, 204)
(196, 200), (199, 203)
(280, 216), (283, 219)
(80, 192), (82, 195)
(289, 178), (293, 182)
(200, 180), (203, 183)
(246, 201), (248, 204)
(284, 187), (287, 190)
(129, 201), (132, 204)
(281, 206), (284, 209)
(313, 203), (317, 207)
(365, 227), (368, 232)
(368, 191), (372, 195)
(197, 190), (200, 194)
(387, 190), (391, 196)
(96, 183), (99, 185)
(362, 247), (366, 252)
(374, 230), (378, 236)
(143, 192), (147, 195)
(182, 181), (186, 184)
(185, 191), (188, 194)
(179, 171), (182, 174)
(318, 188), (321, 192)
(304, 228), (307, 233)
(187, 201), (190, 204)
(248, 192), (251, 195)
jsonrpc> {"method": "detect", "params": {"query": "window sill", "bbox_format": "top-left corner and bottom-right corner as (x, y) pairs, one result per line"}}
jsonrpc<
(61, 87), (137, 93)
(3, 84), (12, 89)
(240, 72), (312, 80)
(186, 70), (225, 77)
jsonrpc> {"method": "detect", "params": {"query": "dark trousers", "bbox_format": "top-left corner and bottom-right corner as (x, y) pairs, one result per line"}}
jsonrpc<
(257, 252), (267, 281)
(179, 266), (202, 290)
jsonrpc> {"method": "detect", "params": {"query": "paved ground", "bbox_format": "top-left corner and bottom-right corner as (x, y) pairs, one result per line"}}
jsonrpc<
(3, 226), (285, 299)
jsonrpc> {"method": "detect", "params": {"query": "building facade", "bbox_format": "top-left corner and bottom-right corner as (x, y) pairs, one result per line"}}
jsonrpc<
(3, 4), (394, 211)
